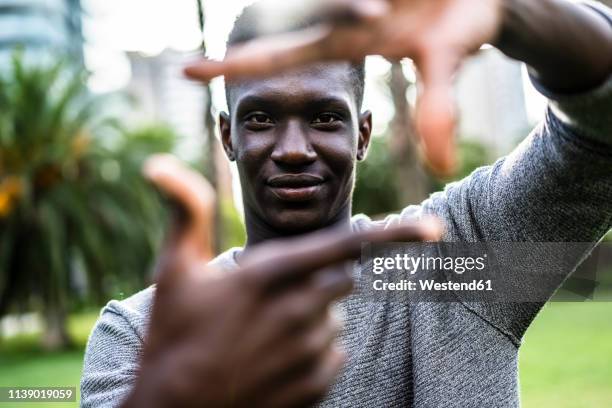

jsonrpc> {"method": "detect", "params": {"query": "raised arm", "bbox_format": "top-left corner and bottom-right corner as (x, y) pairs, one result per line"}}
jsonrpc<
(184, 0), (611, 174)
(343, 0), (611, 341)
(412, 2), (612, 341)
(496, 0), (612, 95)
(420, 1), (612, 242)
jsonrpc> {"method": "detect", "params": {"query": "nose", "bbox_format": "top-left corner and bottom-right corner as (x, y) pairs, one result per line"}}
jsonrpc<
(270, 120), (317, 166)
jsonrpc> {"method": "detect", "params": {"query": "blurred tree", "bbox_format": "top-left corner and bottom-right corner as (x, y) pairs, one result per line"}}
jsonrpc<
(354, 135), (402, 216)
(355, 134), (493, 217)
(387, 61), (430, 205)
(0, 53), (172, 350)
(197, 0), (245, 253)
(354, 61), (432, 218)
(430, 139), (493, 192)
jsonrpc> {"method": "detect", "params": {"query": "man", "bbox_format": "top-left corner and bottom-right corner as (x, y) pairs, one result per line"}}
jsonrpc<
(81, 0), (612, 406)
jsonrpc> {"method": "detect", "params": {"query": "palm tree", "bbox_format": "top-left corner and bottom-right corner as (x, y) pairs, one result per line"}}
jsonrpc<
(0, 53), (172, 349)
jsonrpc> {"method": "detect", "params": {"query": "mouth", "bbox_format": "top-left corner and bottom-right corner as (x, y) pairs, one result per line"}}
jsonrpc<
(266, 174), (325, 202)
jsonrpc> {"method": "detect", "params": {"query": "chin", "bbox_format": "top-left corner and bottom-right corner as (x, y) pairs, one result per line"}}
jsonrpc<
(269, 208), (328, 235)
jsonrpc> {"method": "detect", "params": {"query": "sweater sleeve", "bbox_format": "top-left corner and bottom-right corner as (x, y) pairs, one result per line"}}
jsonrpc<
(80, 288), (153, 408)
(402, 7), (612, 343)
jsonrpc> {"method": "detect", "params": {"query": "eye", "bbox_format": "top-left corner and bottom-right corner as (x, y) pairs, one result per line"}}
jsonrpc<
(244, 112), (275, 130)
(311, 113), (343, 129)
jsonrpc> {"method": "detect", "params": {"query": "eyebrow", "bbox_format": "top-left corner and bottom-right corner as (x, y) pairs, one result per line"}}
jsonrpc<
(234, 94), (352, 117)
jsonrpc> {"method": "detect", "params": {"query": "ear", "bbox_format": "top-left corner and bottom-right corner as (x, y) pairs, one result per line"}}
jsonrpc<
(357, 110), (372, 161)
(219, 112), (235, 161)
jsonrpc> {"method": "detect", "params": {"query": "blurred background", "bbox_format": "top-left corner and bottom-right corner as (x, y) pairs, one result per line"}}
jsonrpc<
(0, 0), (610, 407)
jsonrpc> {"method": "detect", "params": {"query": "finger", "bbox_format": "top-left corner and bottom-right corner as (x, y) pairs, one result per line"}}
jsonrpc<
(236, 269), (349, 380)
(245, 310), (341, 396)
(264, 267), (353, 334)
(263, 347), (346, 408)
(185, 27), (330, 82)
(316, 0), (389, 25)
(243, 217), (443, 287)
(143, 154), (216, 272)
(258, 0), (388, 27)
(183, 0), (387, 83)
(415, 50), (460, 177)
(238, 268), (349, 367)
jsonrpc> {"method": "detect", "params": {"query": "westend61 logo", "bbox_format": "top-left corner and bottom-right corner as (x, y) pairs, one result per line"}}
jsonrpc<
(372, 253), (488, 275)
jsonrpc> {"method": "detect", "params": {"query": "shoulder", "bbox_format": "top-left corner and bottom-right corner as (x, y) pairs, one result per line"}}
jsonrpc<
(97, 286), (156, 342)
(81, 288), (155, 407)
(91, 247), (242, 341)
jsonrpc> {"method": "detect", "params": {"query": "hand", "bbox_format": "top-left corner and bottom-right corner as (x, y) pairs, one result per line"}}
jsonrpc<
(185, 0), (502, 175)
(124, 154), (442, 408)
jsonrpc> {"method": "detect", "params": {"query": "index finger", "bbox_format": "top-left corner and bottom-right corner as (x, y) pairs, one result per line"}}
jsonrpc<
(184, 27), (331, 82)
(183, 0), (388, 82)
(143, 154), (216, 286)
(415, 50), (460, 176)
(242, 218), (443, 287)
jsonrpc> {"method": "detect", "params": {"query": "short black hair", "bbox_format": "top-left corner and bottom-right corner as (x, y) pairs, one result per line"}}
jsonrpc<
(225, 2), (366, 111)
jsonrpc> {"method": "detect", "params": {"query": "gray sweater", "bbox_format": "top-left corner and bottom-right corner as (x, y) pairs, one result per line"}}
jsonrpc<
(81, 9), (612, 408)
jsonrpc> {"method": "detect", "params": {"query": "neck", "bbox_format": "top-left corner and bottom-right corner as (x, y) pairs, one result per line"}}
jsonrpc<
(243, 204), (352, 249)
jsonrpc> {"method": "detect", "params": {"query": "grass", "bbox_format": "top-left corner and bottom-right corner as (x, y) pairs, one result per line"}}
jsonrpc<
(519, 301), (612, 408)
(0, 312), (98, 408)
(0, 303), (610, 407)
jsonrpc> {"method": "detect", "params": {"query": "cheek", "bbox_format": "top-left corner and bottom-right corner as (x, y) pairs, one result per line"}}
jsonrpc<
(316, 134), (358, 177)
(234, 134), (273, 170)
(233, 135), (274, 202)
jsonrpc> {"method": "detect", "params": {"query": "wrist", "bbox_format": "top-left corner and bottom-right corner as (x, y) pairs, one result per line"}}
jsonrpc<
(492, 0), (533, 60)
(493, 0), (612, 93)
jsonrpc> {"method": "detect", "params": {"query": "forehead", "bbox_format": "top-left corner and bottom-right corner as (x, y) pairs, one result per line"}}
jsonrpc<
(229, 62), (356, 113)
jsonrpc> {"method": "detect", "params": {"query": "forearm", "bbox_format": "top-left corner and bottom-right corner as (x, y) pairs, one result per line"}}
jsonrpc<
(495, 0), (612, 93)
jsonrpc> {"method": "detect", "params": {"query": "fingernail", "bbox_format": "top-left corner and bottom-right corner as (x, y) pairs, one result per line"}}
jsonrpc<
(355, 0), (389, 18)
(420, 217), (444, 241)
(183, 62), (222, 82)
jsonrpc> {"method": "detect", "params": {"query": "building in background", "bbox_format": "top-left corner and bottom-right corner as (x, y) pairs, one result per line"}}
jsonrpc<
(456, 0), (611, 155)
(125, 49), (207, 161)
(456, 48), (531, 155)
(0, 0), (83, 65)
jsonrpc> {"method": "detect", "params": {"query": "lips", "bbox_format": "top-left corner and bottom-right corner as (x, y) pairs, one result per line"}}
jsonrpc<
(267, 174), (325, 202)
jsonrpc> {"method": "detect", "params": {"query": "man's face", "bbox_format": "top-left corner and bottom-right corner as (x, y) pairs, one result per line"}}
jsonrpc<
(220, 63), (372, 234)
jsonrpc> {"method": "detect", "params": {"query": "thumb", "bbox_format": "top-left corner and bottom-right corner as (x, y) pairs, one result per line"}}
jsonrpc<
(143, 154), (216, 283)
(320, 0), (389, 25)
(415, 50), (459, 177)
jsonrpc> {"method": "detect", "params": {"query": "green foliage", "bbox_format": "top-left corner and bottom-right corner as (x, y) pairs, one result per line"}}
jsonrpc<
(431, 139), (493, 192)
(219, 198), (246, 251)
(354, 135), (492, 217)
(353, 136), (402, 216)
(456, 140), (492, 179)
(0, 53), (174, 340)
